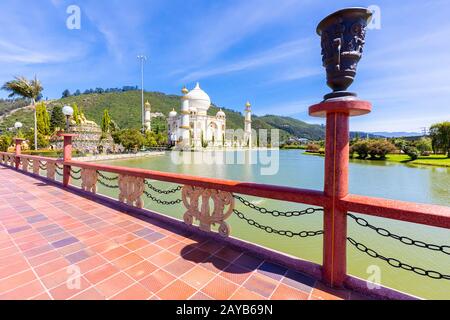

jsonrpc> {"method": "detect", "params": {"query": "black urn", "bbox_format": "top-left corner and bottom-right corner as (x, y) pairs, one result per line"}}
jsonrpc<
(317, 8), (372, 100)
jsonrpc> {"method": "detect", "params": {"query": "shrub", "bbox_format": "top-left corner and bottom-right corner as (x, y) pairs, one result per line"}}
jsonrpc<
(367, 140), (396, 159)
(415, 137), (432, 155)
(403, 146), (420, 160)
(350, 140), (370, 159)
(306, 143), (320, 153)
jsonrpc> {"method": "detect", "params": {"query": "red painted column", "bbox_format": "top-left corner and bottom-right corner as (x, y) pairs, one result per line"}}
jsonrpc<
(14, 138), (25, 170)
(309, 100), (371, 288)
(59, 133), (76, 187)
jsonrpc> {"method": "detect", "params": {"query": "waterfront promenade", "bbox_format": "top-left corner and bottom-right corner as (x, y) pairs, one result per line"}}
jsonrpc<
(0, 167), (366, 300)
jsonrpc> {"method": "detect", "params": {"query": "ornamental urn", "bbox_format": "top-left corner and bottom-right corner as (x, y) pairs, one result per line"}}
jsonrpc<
(317, 7), (372, 100)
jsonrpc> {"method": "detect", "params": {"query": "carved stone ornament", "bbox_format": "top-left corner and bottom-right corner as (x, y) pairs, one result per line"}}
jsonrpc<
(81, 168), (98, 193)
(47, 162), (56, 180)
(22, 158), (29, 172)
(317, 7), (372, 100)
(33, 160), (40, 175)
(118, 175), (144, 208)
(182, 185), (234, 237)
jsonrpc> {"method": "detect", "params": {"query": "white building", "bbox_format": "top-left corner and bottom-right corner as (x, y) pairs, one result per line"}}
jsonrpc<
(168, 83), (252, 148)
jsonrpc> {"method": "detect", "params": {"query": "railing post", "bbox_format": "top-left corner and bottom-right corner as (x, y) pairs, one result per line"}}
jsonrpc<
(59, 133), (76, 187)
(14, 138), (24, 170)
(309, 101), (371, 287)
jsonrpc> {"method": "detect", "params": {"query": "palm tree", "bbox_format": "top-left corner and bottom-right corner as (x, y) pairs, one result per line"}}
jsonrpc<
(2, 76), (43, 150)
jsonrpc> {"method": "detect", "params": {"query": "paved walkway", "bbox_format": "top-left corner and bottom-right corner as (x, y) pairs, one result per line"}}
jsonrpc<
(0, 167), (369, 300)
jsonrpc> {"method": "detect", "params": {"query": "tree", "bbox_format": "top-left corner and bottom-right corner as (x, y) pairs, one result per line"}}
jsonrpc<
(25, 129), (49, 150)
(72, 103), (81, 125)
(118, 129), (144, 152)
(350, 140), (370, 159)
(74, 89), (81, 96)
(101, 109), (111, 133)
(415, 137), (432, 155)
(0, 134), (13, 152)
(367, 140), (396, 159)
(403, 146), (420, 160)
(50, 106), (66, 132)
(2, 76), (43, 150)
(35, 102), (50, 135)
(62, 89), (71, 98)
(429, 121), (450, 157)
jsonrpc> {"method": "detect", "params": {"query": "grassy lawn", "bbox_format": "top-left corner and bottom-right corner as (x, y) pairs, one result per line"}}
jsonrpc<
(303, 151), (450, 167)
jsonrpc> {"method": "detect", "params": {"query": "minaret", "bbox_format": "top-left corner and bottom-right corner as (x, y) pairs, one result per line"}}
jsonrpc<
(144, 100), (151, 132)
(244, 101), (252, 147)
(180, 86), (191, 145)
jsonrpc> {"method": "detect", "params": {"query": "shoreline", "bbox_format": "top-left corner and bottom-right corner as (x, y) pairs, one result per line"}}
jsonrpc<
(303, 151), (450, 168)
(73, 151), (166, 162)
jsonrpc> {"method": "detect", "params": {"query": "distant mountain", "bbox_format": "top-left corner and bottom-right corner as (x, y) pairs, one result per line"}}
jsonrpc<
(370, 132), (422, 138)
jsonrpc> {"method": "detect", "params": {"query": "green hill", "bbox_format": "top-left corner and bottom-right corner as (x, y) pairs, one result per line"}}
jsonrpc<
(0, 91), (325, 141)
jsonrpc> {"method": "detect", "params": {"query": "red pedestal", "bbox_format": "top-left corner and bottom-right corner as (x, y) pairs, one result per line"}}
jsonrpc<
(14, 138), (25, 170)
(309, 99), (372, 288)
(58, 133), (77, 187)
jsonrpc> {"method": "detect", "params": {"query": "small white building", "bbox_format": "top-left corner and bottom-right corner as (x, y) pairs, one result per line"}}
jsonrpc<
(168, 83), (252, 148)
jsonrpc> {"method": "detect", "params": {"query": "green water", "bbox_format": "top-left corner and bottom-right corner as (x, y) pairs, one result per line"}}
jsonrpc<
(88, 150), (449, 299)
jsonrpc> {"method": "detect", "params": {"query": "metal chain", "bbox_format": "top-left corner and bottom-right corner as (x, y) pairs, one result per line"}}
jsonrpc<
(71, 168), (82, 174)
(144, 180), (182, 195)
(55, 163), (64, 170)
(143, 190), (182, 205)
(233, 208), (323, 238)
(39, 164), (47, 171)
(347, 237), (450, 280)
(234, 195), (323, 218)
(97, 171), (119, 181)
(97, 178), (119, 189)
(348, 213), (450, 255)
(70, 172), (81, 180)
(56, 169), (63, 176)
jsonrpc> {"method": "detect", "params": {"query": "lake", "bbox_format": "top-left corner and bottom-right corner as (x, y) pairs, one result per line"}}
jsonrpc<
(90, 149), (449, 299)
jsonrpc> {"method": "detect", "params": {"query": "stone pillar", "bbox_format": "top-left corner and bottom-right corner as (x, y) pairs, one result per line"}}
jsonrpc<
(59, 133), (77, 187)
(309, 100), (371, 287)
(14, 138), (24, 170)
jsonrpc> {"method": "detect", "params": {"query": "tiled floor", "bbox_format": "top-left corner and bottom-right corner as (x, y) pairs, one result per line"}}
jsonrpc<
(0, 166), (369, 300)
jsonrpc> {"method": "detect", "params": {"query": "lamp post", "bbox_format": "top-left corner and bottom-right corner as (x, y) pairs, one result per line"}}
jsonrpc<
(14, 121), (23, 135)
(137, 55), (147, 132)
(62, 105), (74, 132)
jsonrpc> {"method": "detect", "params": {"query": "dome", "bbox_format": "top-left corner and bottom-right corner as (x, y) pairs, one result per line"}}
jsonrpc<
(186, 82), (211, 114)
(169, 108), (177, 118)
(216, 109), (226, 118)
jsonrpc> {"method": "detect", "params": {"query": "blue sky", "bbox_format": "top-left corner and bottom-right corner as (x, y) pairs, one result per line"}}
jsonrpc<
(0, 0), (449, 132)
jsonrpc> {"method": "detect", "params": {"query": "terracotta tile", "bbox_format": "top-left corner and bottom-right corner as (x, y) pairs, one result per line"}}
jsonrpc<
(0, 269), (36, 292)
(270, 283), (309, 300)
(124, 238), (149, 251)
(34, 257), (70, 277)
(0, 280), (45, 300)
(111, 283), (153, 300)
(30, 291), (52, 300)
(84, 263), (119, 284)
(0, 259), (30, 279)
(201, 276), (239, 300)
(135, 244), (160, 259)
(101, 246), (130, 261)
(69, 287), (105, 300)
(140, 269), (176, 293)
(243, 273), (278, 298)
(157, 280), (196, 300)
(234, 253), (263, 270)
(125, 260), (158, 281)
(229, 287), (266, 300)
(189, 292), (213, 300)
(95, 272), (135, 298)
(311, 282), (350, 300)
(150, 250), (178, 267)
(181, 266), (216, 289)
(50, 277), (91, 300)
(220, 264), (254, 285)
(164, 258), (195, 277)
(154, 236), (179, 249)
(111, 252), (143, 270)
(28, 250), (62, 267)
(214, 247), (242, 262)
(76, 255), (107, 274)
(90, 240), (119, 254)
